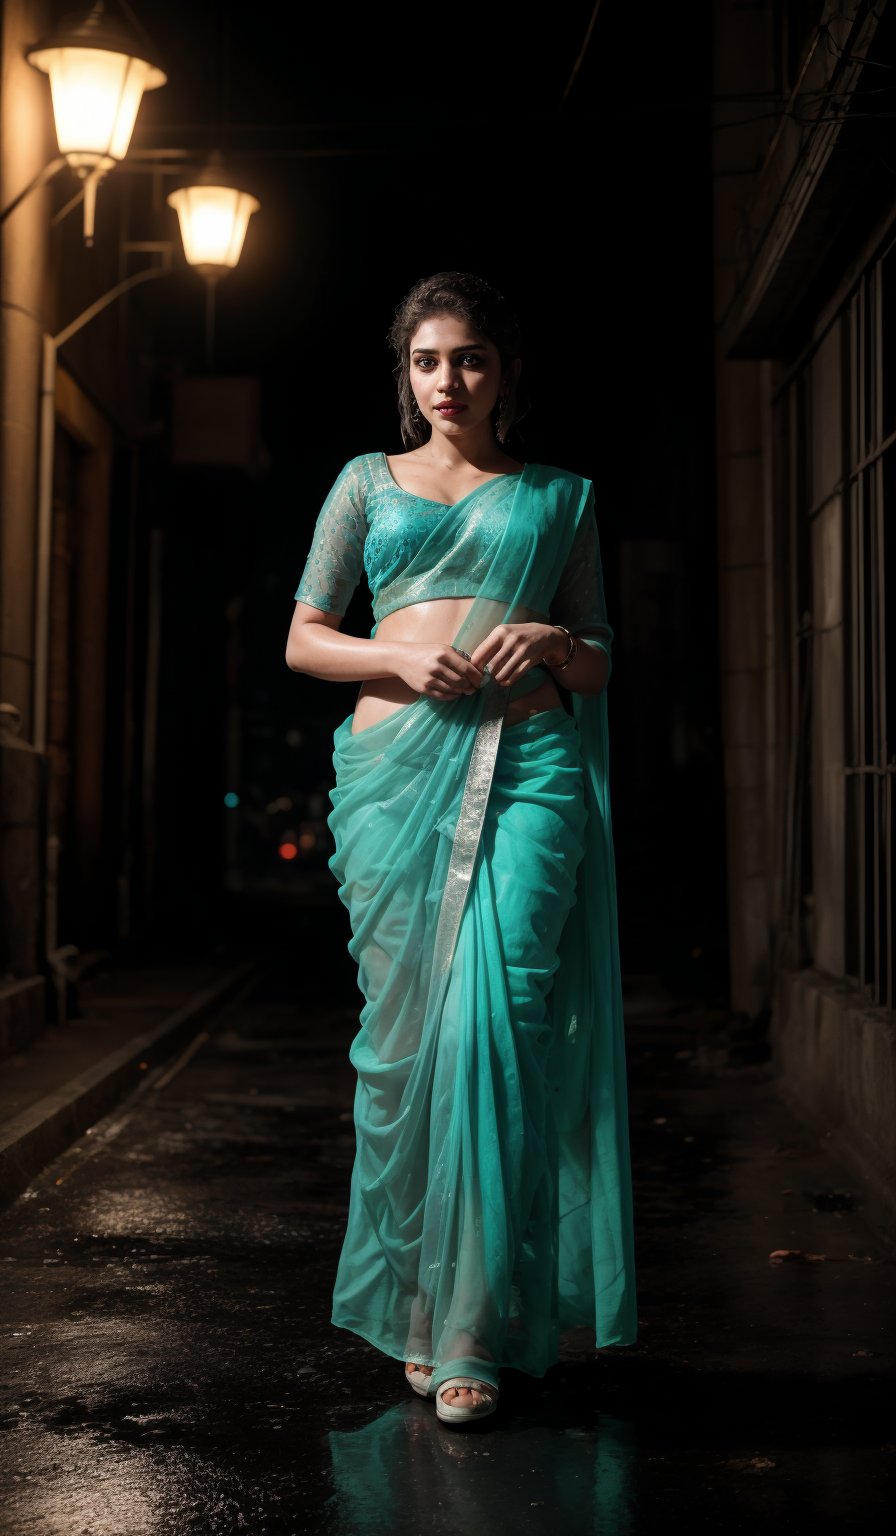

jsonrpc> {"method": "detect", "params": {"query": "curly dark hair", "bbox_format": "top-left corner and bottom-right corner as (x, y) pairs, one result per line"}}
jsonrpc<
(387, 271), (527, 450)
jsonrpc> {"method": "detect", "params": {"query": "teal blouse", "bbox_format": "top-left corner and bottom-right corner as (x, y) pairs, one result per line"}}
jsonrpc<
(294, 451), (613, 672)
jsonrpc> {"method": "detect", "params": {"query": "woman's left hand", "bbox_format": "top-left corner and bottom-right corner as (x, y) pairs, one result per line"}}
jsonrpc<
(469, 622), (565, 687)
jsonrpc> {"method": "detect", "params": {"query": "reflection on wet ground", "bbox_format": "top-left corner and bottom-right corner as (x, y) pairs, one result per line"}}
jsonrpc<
(0, 929), (892, 1534)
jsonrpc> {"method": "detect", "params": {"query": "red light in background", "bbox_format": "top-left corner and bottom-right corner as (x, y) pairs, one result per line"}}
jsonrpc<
(278, 842), (298, 861)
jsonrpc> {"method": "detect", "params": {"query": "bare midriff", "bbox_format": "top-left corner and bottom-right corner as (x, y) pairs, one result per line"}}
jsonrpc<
(351, 596), (564, 736)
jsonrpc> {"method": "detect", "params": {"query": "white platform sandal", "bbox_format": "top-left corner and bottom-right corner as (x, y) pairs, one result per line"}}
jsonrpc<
(431, 1355), (500, 1424)
(405, 1362), (436, 1398)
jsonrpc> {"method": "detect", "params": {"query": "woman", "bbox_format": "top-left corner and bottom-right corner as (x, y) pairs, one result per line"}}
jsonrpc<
(285, 271), (637, 1426)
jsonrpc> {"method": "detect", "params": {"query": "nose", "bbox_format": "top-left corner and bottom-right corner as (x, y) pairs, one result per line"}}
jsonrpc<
(436, 362), (461, 392)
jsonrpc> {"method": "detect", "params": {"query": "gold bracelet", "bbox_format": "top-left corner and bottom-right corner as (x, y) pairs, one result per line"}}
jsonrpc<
(547, 624), (577, 670)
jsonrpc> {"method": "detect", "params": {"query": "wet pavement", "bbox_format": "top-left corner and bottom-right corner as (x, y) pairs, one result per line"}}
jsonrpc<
(0, 907), (893, 1534)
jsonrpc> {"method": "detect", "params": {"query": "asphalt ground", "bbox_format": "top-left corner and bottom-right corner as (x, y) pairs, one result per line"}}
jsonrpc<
(0, 904), (892, 1534)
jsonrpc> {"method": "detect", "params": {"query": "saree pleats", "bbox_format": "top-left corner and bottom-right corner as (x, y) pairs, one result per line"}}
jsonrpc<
(327, 692), (621, 1377)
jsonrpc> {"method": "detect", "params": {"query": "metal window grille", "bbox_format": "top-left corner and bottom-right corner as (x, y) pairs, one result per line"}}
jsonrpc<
(844, 255), (895, 1009)
(772, 241), (895, 1011)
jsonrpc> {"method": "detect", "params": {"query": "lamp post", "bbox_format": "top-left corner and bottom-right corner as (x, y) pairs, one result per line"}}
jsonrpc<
(31, 153), (261, 748)
(167, 153), (260, 369)
(25, 1), (167, 245)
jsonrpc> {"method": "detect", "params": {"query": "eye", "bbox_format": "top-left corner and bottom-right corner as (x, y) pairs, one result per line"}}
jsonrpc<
(414, 353), (485, 369)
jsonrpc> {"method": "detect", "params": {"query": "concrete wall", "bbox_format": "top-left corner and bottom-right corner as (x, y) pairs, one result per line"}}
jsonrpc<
(0, 0), (144, 1051)
(775, 968), (896, 1232)
(712, 2), (780, 1016)
(712, 0), (896, 1225)
(0, 0), (54, 1045)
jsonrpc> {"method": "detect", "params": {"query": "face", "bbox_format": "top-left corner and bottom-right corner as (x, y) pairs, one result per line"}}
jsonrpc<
(407, 313), (507, 438)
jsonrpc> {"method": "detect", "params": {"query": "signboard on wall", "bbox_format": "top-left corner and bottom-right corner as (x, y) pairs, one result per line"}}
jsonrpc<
(170, 377), (268, 475)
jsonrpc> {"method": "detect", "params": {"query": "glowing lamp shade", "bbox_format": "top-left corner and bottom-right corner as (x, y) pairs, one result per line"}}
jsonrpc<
(27, 5), (166, 172)
(167, 184), (260, 272)
(29, 47), (164, 168)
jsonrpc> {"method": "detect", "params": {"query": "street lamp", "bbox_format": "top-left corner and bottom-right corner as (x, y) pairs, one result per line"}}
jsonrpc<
(167, 153), (260, 367)
(166, 164), (260, 275)
(26, 1), (167, 244)
(12, 6), (261, 294)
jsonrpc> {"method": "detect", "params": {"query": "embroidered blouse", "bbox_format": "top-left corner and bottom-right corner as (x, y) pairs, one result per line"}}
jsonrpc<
(293, 451), (613, 675)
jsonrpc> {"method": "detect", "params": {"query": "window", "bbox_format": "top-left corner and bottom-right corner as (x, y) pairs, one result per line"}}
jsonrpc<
(772, 239), (895, 1011)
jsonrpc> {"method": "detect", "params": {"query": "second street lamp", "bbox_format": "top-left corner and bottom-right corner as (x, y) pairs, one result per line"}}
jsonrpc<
(167, 154), (261, 368)
(166, 179), (260, 276)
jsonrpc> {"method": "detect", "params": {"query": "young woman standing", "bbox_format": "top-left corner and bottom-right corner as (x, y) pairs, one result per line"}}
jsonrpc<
(285, 271), (637, 1425)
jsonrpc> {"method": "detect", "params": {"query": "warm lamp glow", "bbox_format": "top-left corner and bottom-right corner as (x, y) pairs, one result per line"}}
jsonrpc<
(27, 5), (166, 173)
(28, 44), (164, 168)
(166, 184), (260, 272)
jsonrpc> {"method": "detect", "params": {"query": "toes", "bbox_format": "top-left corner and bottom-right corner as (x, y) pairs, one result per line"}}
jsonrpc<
(441, 1386), (483, 1405)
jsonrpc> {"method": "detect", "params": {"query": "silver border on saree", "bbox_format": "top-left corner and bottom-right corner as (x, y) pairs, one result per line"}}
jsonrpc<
(428, 670), (510, 981)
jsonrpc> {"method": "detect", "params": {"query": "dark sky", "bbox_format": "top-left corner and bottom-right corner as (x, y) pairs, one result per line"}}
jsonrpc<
(130, 0), (713, 519)
(125, 0), (722, 988)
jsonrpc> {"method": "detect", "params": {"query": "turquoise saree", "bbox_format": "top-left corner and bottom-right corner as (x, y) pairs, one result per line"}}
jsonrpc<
(293, 451), (637, 1383)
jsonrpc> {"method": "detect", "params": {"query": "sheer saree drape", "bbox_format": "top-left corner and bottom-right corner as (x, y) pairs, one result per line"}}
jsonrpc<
(325, 463), (637, 1375)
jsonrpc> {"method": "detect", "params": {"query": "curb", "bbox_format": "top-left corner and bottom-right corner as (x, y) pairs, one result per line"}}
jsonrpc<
(0, 959), (259, 1211)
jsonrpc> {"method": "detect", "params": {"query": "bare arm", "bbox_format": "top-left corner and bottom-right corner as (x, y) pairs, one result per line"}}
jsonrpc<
(285, 601), (404, 681)
(544, 631), (611, 695)
(285, 602), (484, 697)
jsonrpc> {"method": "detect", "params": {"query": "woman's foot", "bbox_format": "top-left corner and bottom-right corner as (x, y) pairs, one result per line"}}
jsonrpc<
(434, 1372), (499, 1423)
(437, 1380), (496, 1409)
(405, 1361), (434, 1397)
(406, 1361), (498, 1410)
(406, 1362), (491, 1407)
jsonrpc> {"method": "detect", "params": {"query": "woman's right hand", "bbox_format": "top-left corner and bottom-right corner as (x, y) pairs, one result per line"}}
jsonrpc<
(392, 641), (485, 700)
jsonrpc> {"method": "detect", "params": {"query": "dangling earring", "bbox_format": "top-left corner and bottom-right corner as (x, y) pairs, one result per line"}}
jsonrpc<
(494, 392), (506, 443)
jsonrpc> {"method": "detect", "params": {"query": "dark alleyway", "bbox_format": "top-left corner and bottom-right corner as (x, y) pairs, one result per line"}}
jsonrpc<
(2, 3), (895, 1529)
(0, 904), (892, 1535)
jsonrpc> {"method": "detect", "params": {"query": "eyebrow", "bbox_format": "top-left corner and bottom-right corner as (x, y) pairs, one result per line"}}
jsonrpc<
(411, 343), (486, 354)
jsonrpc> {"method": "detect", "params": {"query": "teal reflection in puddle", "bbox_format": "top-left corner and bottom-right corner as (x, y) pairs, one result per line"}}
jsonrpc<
(325, 1398), (634, 1535)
